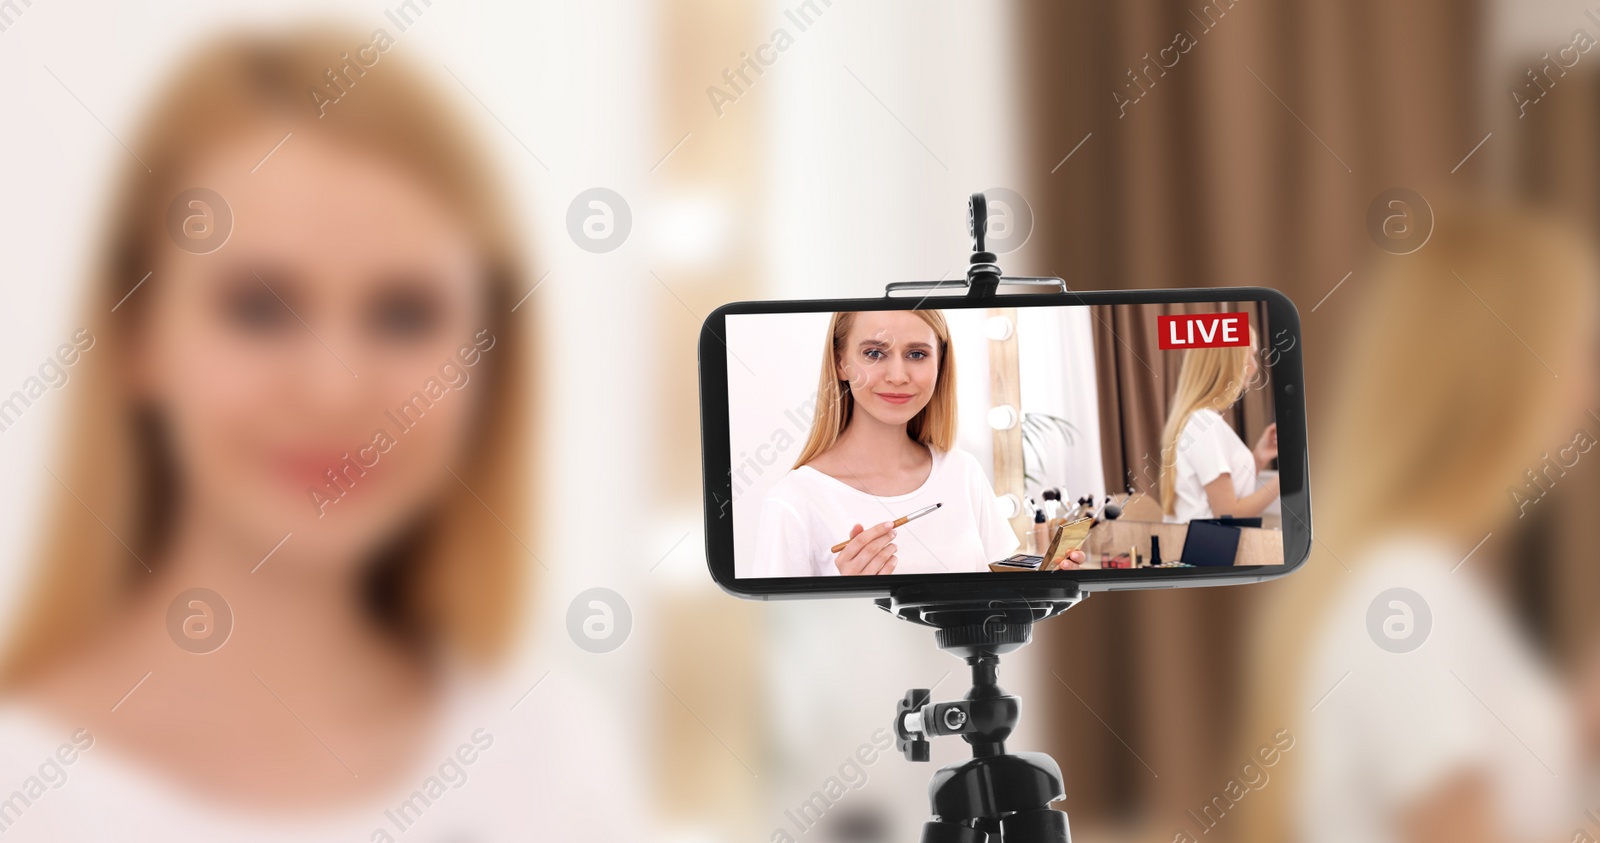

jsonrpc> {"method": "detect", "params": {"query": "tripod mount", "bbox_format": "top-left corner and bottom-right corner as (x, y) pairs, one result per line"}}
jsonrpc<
(876, 585), (1084, 843)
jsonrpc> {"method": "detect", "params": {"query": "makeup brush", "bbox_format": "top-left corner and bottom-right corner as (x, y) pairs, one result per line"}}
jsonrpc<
(830, 503), (942, 553)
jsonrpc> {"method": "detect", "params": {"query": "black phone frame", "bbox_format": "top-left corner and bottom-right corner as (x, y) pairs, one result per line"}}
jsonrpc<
(698, 284), (1311, 600)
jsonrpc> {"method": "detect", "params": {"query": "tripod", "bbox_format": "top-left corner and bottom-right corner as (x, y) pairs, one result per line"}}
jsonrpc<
(878, 586), (1084, 843)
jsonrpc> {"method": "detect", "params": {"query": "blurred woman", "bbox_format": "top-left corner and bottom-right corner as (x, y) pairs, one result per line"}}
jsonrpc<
(754, 310), (1080, 576)
(1158, 331), (1280, 523)
(0, 29), (631, 840)
(1239, 204), (1600, 843)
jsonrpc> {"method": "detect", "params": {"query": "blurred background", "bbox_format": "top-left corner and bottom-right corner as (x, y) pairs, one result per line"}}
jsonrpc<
(0, 0), (1596, 841)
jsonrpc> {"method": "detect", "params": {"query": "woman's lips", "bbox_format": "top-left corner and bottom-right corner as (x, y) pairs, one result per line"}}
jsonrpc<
(876, 392), (915, 405)
(277, 452), (370, 489)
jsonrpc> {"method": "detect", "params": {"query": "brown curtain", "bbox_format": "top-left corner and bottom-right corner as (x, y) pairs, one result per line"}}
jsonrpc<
(1013, 0), (1481, 835)
(1509, 66), (1600, 671)
(1092, 300), (1272, 497)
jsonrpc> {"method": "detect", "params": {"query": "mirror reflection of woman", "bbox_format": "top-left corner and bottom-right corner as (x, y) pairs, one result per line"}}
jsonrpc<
(1239, 206), (1600, 843)
(1157, 332), (1280, 523)
(755, 310), (1085, 576)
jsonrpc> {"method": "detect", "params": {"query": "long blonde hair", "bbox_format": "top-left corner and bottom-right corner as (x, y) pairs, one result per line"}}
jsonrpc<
(792, 310), (957, 469)
(1157, 333), (1258, 516)
(0, 28), (538, 686)
(1236, 203), (1597, 841)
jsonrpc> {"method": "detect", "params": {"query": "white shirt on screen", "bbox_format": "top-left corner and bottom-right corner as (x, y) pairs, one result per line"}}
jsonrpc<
(753, 445), (1020, 577)
(1165, 408), (1257, 523)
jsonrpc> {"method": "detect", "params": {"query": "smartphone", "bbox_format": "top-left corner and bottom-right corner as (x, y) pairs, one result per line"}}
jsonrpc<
(698, 286), (1310, 599)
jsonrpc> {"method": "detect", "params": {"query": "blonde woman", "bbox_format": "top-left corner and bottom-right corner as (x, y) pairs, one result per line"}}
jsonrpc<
(755, 310), (1073, 577)
(1158, 331), (1280, 523)
(1237, 205), (1600, 843)
(0, 29), (639, 840)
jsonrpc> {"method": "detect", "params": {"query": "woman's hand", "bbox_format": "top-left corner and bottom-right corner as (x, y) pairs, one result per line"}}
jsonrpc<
(834, 522), (898, 575)
(1053, 549), (1088, 570)
(1253, 422), (1278, 472)
(1205, 472), (1280, 520)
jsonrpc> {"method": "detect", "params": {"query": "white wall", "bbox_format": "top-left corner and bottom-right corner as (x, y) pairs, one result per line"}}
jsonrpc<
(723, 310), (832, 555)
(1017, 305), (1106, 505)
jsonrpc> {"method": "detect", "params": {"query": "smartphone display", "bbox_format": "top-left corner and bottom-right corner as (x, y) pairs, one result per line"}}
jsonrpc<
(699, 288), (1310, 598)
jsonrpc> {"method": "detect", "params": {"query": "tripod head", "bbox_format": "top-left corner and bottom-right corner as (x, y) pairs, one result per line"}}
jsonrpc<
(876, 584), (1082, 657)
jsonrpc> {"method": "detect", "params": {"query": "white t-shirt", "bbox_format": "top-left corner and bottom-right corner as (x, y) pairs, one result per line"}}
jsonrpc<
(0, 669), (649, 841)
(1165, 407), (1257, 523)
(1295, 533), (1579, 843)
(753, 445), (1020, 577)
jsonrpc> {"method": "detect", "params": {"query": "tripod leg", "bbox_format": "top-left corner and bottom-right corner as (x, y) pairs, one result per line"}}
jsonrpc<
(919, 809), (1069, 843)
(920, 819), (987, 843)
(999, 808), (1070, 842)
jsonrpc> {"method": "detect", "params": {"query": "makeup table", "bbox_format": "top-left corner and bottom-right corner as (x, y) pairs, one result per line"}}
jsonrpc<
(1075, 519), (1285, 568)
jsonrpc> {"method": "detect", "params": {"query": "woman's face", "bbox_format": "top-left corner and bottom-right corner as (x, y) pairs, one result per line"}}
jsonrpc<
(835, 311), (940, 428)
(135, 128), (491, 566)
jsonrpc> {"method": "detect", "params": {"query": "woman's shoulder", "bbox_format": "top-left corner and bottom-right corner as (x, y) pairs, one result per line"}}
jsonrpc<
(0, 700), (149, 821)
(1309, 533), (1507, 666)
(1341, 533), (1484, 596)
(1177, 407), (1234, 447)
(759, 466), (831, 514)
(436, 660), (653, 837)
(0, 702), (80, 761)
(938, 445), (979, 473)
(1182, 406), (1226, 429)
(765, 464), (816, 494)
(934, 446), (989, 487)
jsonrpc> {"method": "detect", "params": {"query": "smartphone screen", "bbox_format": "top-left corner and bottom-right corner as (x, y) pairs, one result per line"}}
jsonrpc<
(701, 289), (1310, 595)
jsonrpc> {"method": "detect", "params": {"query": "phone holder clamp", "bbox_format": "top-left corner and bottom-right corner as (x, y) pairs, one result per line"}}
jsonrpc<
(883, 192), (1069, 301)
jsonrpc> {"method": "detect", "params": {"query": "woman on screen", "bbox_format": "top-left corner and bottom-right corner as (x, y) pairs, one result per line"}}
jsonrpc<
(1157, 332), (1280, 523)
(754, 310), (1080, 577)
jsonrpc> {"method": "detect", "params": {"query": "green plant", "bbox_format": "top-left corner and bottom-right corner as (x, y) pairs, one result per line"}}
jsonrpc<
(1020, 412), (1077, 486)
